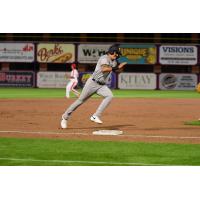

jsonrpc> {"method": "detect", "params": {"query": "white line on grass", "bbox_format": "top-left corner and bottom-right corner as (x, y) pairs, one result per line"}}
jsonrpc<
(122, 134), (200, 140)
(0, 157), (165, 166)
(0, 130), (200, 140)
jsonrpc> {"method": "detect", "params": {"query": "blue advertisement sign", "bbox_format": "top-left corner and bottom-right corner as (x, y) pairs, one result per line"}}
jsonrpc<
(118, 44), (157, 64)
(79, 72), (116, 89)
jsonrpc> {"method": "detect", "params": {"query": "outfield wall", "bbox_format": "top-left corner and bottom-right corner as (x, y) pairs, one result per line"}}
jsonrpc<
(1, 70), (198, 90)
(0, 42), (200, 90)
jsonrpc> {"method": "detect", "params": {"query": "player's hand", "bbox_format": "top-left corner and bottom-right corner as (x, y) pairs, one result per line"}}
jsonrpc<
(121, 62), (127, 65)
(118, 62), (127, 68)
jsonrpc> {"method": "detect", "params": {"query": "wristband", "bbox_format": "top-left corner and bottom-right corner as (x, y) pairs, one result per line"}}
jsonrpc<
(112, 66), (119, 71)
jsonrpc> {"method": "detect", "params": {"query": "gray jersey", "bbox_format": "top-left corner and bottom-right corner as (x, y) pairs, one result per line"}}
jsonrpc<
(92, 54), (117, 84)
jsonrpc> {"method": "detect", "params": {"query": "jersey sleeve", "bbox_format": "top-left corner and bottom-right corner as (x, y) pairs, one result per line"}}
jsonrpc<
(99, 57), (110, 66)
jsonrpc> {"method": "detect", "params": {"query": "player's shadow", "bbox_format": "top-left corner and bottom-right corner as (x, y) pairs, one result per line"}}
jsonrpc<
(95, 124), (135, 130)
(69, 124), (135, 130)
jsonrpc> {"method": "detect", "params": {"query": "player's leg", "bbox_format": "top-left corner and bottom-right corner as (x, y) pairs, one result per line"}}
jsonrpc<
(66, 81), (73, 98)
(62, 78), (99, 121)
(91, 86), (113, 123)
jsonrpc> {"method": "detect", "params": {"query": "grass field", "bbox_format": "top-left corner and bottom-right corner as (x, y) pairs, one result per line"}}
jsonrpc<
(0, 87), (200, 98)
(185, 121), (200, 126)
(0, 88), (200, 166)
(1, 137), (200, 166)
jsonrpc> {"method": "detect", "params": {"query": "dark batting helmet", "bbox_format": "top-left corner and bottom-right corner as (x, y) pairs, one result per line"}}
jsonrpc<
(106, 45), (122, 57)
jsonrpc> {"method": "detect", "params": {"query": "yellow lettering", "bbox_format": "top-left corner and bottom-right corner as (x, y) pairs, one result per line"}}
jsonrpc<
(121, 48), (147, 56)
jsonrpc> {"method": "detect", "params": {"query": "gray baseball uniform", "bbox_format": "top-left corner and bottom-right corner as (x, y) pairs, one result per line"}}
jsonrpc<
(62, 54), (117, 120)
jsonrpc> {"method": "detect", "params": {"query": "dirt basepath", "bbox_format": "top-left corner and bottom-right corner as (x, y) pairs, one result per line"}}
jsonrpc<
(1, 98), (200, 144)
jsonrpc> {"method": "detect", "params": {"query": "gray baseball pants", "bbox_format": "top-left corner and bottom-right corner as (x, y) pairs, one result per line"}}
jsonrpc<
(62, 77), (113, 120)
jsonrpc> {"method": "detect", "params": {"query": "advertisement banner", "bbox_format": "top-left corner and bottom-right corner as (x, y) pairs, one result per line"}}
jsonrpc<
(118, 44), (157, 64)
(37, 43), (75, 63)
(159, 73), (198, 90)
(118, 73), (157, 89)
(37, 71), (70, 88)
(79, 72), (116, 89)
(159, 45), (197, 65)
(0, 71), (35, 87)
(0, 43), (34, 62)
(78, 44), (112, 63)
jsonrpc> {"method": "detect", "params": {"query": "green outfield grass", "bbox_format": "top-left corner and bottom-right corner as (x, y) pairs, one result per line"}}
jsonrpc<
(0, 137), (200, 166)
(185, 120), (200, 126)
(0, 87), (200, 98)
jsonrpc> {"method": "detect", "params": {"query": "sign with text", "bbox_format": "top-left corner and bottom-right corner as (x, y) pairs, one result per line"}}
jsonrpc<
(159, 73), (198, 90)
(0, 71), (35, 87)
(0, 43), (34, 62)
(37, 43), (75, 63)
(159, 45), (197, 65)
(78, 44), (111, 63)
(118, 44), (157, 64)
(118, 73), (157, 89)
(37, 71), (70, 88)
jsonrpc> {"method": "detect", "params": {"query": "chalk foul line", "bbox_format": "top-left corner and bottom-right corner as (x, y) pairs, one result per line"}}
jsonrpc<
(0, 157), (166, 166)
(0, 130), (200, 140)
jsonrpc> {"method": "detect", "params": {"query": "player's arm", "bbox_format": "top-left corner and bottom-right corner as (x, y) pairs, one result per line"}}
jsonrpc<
(101, 62), (127, 72)
(118, 62), (127, 69)
(112, 62), (127, 71)
(101, 64), (113, 72)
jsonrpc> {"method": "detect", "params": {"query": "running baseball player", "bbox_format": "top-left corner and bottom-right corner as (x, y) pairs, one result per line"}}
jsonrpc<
(65, 63), (80, 98)
(61, 45), (127, 128)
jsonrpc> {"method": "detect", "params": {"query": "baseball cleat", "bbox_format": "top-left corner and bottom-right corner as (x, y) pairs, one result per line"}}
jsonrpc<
(90, 115), (103, 124)
(61, 115), (68, 128)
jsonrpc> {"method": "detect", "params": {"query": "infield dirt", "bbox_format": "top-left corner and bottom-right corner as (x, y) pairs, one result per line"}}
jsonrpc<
(1, 98), (200, 144)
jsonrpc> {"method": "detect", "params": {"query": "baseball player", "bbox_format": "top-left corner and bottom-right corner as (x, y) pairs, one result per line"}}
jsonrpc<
(65, 63), (80, 98)
(61, 45), (127, 128)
